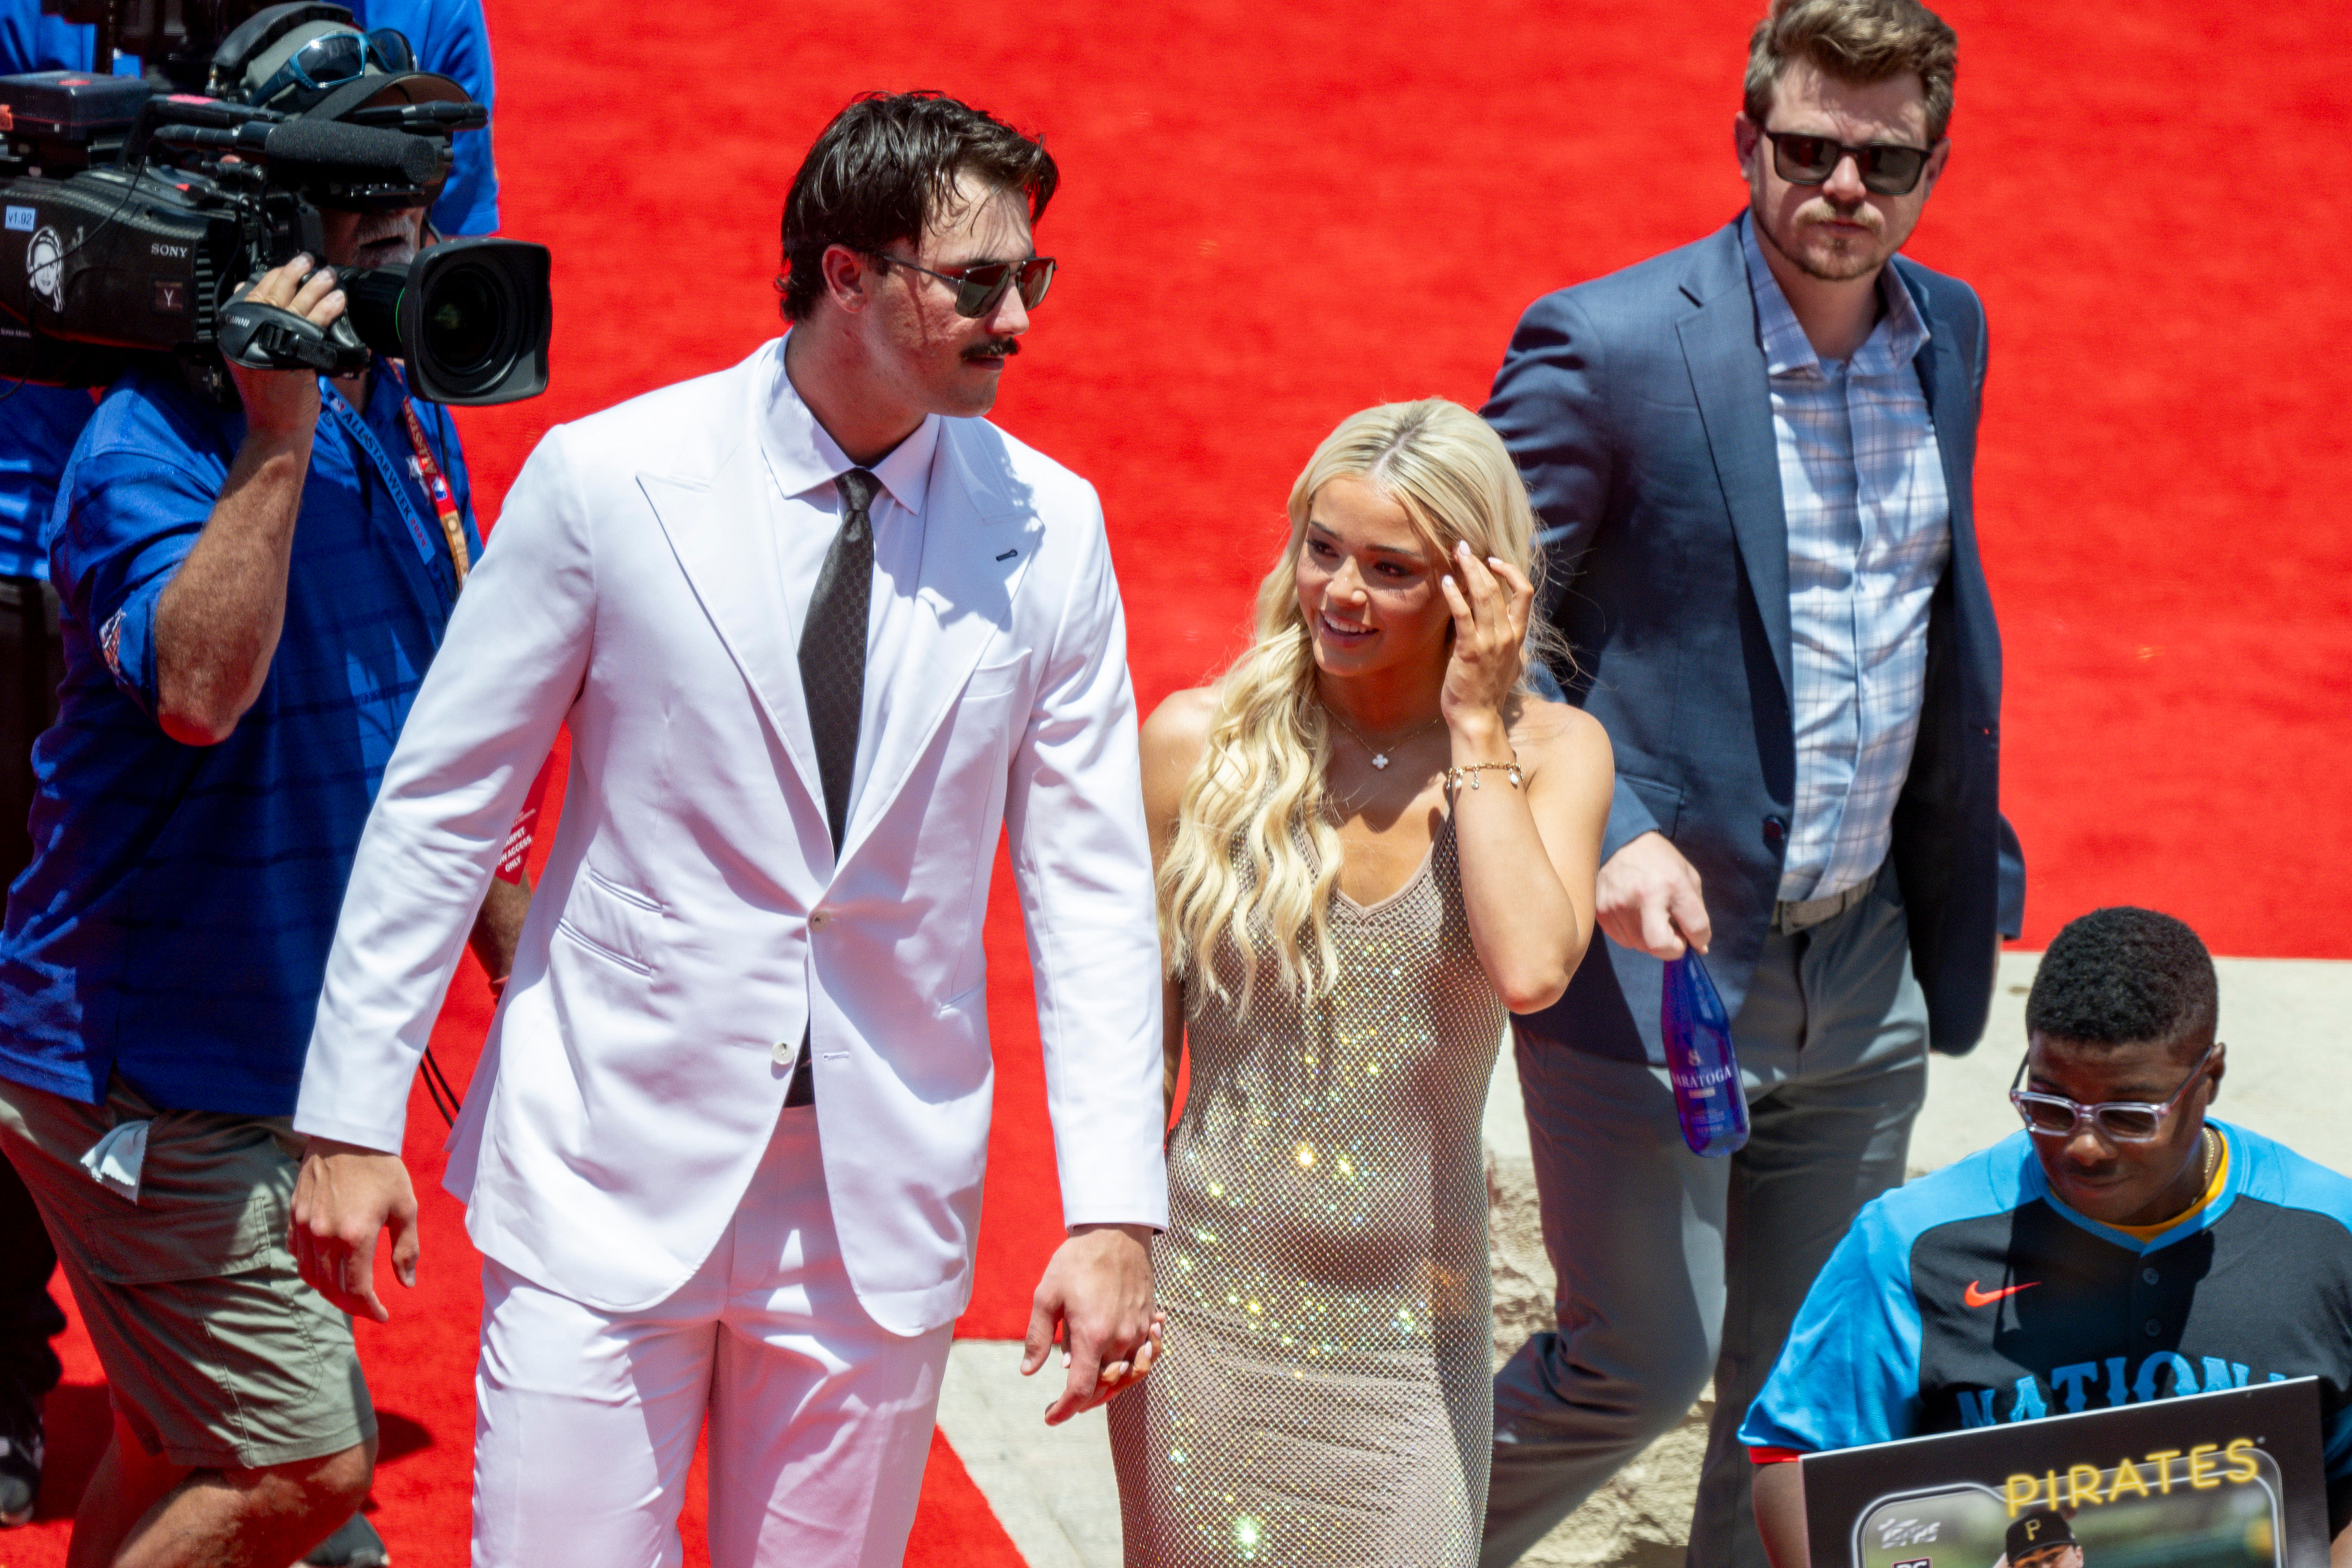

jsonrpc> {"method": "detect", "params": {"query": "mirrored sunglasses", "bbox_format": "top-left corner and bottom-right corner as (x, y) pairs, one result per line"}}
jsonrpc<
(871, 252), (1056, 318)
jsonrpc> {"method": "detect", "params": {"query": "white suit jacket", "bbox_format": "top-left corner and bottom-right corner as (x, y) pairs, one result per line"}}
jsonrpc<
(294, 339), (1169, 1336)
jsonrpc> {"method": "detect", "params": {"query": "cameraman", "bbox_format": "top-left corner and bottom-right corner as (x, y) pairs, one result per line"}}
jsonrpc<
(0, 3), (500, 1552)
(0, 83), (525, 1568)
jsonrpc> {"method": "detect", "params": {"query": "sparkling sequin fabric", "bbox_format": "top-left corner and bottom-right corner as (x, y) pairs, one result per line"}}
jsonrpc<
(1110, 818), (1503, 1566)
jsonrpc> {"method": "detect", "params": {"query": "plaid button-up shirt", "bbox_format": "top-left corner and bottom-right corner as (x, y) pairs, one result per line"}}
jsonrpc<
(1742, 216), (1951, 905)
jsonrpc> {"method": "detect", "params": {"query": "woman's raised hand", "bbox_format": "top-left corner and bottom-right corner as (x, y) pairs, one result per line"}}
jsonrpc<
(1438, 541), (1534, 729)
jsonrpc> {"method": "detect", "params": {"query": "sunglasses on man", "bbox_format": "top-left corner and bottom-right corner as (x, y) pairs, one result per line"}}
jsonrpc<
(251, 28), (417, 108)
(1761, 129), (1935, 196)
(2008, 1040), (2219, 1144)
(868, 251), (1056, 319)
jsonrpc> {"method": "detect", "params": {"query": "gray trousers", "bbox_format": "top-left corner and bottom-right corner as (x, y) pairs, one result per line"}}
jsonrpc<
(1482, 866), (1929, 1568)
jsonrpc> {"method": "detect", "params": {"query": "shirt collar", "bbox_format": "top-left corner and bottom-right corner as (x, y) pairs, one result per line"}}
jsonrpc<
(1738, 211), (1931, 379)
(762, 348), (940, 517)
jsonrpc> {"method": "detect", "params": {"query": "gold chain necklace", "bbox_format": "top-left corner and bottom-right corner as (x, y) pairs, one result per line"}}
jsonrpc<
(1322, 706), (1443, 770)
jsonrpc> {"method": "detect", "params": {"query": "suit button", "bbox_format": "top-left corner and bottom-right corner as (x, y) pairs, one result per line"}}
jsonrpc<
(1762, 815), (1787, 848)
(2144, 1318), (2162, 1337)
(2142, 1266), (2159, 1285)
(772, 1041), (794, 1064)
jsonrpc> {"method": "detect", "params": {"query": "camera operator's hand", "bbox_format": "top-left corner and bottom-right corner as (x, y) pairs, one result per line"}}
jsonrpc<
(223, 253), (347, 437)
(153, 253), (352, 746)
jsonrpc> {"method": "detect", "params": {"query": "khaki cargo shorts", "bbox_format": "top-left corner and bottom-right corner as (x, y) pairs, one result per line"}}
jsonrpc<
(0, 1071), (375, 1471)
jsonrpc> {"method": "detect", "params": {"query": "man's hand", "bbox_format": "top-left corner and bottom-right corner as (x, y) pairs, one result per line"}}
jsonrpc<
(1021, 1222), (1157, 1425)
(224, 254), (347, 438)
(289, 1137), (419, 1323)
(1596, 830), (1711, 959)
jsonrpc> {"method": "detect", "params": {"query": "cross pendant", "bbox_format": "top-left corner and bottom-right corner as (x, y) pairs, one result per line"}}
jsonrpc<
(1370, 753), (1390, 769)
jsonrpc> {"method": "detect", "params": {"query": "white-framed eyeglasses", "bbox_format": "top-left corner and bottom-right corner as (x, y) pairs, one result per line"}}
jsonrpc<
(2008, 1040), (2218, 1144)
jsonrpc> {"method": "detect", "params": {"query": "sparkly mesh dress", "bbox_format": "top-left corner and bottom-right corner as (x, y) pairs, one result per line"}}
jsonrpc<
(1109, 817), (1505, 1566)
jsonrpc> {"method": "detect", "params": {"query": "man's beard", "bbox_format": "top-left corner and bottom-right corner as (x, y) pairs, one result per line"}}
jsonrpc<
(1752, 195), (1885, 283)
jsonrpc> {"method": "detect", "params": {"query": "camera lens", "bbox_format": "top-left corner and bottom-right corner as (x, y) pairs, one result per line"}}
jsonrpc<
(348, 238), (551, 405)
(414, 260), (521, 396)
(423, 267), (500, 373)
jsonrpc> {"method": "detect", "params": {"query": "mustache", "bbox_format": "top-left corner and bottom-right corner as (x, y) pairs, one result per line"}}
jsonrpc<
(963, 338), (1021, 361)
(1802, 199), (1882, 227)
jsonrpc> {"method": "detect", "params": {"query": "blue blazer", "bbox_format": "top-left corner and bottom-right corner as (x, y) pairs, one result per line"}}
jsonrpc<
(1485, 219), (2023, 1063)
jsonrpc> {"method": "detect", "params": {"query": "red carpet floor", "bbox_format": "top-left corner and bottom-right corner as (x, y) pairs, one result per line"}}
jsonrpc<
(13, 0), (2352, 1561)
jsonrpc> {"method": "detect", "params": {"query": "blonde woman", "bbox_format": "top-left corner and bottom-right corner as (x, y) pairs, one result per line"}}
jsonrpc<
(1107, 401), (1612, 1564)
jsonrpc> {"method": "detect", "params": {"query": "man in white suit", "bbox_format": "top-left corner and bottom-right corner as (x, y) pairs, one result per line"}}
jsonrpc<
(282, 92), (1169, 1566)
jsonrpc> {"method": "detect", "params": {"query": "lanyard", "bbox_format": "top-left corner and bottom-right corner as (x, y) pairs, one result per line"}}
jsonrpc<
(318, 366), (470, 598)
(389, 362), (471, 589)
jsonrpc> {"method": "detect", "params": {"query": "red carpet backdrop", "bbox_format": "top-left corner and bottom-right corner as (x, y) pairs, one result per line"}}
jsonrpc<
(11, 0), (2352, 1561)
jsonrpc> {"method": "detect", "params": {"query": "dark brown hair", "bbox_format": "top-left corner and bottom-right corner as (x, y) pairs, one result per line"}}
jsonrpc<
(777, 92), (1058, 323)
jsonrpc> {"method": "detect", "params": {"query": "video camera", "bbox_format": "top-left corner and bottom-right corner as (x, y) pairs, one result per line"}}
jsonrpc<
(0, 1), (551, 406)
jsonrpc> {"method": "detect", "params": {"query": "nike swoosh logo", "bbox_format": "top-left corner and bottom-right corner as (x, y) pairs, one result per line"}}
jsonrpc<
(1964, 1279), (2039, 1308)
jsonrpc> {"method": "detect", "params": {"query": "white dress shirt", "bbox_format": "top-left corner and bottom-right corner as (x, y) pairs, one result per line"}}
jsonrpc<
(1743, 216), (1952, 904)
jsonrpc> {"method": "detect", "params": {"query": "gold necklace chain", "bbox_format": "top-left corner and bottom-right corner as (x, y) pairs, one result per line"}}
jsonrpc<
(1322, 705), (1443, 770)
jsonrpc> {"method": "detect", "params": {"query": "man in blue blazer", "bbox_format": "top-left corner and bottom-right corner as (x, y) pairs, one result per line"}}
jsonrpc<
(1478, 3), (2023, 1564)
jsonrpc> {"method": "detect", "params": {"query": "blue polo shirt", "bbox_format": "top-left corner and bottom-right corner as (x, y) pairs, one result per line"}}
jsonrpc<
(0, 360), (478, 1116)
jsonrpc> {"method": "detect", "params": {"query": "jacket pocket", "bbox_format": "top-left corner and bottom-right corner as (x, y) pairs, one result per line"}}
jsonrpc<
(554, 867), (661, 976)
(963, 653), (1026, 704)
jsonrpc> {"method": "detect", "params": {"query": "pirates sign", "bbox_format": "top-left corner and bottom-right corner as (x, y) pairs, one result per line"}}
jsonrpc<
(1801, 1379), (2330, 1568)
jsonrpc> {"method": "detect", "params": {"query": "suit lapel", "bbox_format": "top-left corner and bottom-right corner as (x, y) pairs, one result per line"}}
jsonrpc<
(838, 421), (1037, 865)
(1676, 226), (1793, 704)
(641, 440), (827, 811)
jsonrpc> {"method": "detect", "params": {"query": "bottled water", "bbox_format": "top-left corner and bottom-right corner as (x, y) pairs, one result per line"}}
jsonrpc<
(1662, 951), (1748, 1156)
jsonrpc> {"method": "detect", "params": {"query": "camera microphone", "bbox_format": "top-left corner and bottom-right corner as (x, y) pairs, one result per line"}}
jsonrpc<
(160, 117), (448, 187)
(255, 118), (446, 186)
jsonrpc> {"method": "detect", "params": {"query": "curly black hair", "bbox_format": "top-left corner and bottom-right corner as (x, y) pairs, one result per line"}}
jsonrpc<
(2025, 907), (2217, 1054)
(777, 92), (1057, 324)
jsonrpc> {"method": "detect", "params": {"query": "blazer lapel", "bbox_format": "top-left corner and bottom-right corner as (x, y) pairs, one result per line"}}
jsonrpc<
(838, 422), (1037, 865)
(1677, 224), (1794, 705)
(640, 440), (827, 811)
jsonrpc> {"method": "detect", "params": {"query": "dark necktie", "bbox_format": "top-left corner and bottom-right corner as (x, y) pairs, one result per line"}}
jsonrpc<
(799, 468), (878, 857)
(787, 469), (877, 1109)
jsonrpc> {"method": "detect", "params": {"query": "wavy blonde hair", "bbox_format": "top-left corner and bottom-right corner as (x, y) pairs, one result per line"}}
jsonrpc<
(1159, 398), (1563, 1009)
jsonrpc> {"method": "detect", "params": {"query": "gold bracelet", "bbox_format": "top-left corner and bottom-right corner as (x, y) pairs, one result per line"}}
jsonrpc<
(1444, 756), (1523, 792)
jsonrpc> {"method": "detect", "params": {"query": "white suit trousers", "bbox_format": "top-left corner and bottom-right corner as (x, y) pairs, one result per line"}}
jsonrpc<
(469, 1107), (955, 1568)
